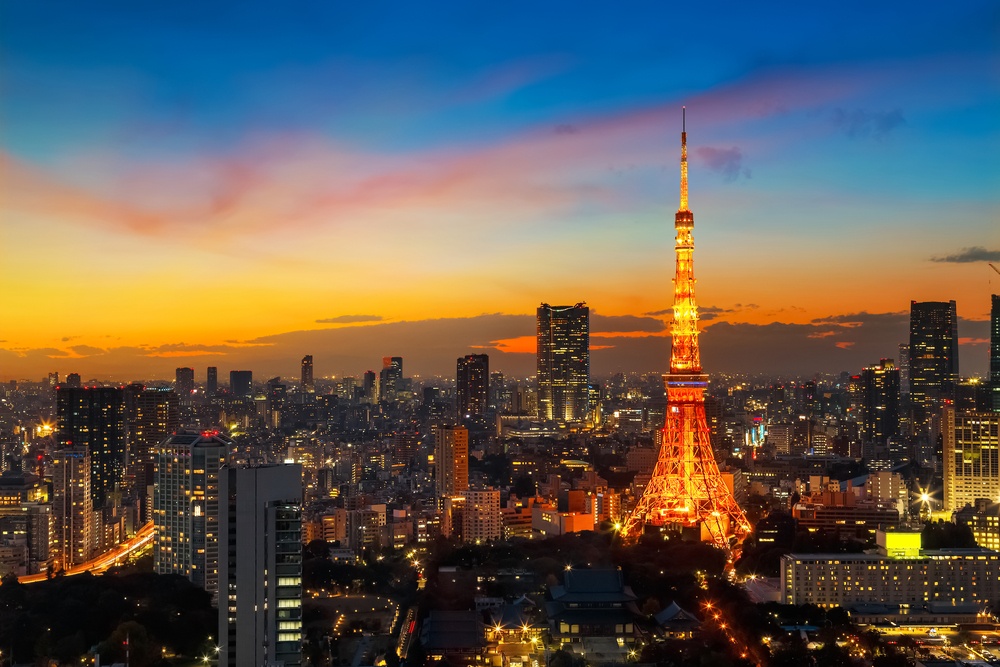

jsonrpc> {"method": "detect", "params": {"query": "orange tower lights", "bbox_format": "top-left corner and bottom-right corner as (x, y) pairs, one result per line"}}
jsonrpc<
(619, 109), (752, 553)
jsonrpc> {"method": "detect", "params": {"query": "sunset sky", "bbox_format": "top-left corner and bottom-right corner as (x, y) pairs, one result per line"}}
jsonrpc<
(2, 1), (998, 382)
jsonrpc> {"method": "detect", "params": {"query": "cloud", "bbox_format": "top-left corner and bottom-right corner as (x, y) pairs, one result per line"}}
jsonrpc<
(1, 308), (993, 381)
(696, 147), (751, 182)
(70, 345), (106, 356)
(643, 308), (672, 317)
(930, 246), (1000, 263)
(316, 315), (385, 324)
(831, 108), (905, 139)
(959, 337), (989, 346)
(554, 124), (579, 135)
(591, 314), (666, 334)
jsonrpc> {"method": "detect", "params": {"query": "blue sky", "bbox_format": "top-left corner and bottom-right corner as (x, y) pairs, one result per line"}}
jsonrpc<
(1, 0), (998, 380)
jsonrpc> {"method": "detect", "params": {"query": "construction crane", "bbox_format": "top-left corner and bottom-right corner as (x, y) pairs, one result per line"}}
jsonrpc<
(990, 263), (1000, 277)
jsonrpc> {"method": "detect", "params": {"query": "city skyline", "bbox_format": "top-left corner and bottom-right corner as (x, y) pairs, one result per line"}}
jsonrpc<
(2, 1), (998, 381)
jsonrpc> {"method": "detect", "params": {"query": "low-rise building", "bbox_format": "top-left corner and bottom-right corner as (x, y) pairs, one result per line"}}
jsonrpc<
(781, 528), (1000, 609)
(545, 568), (640, 647)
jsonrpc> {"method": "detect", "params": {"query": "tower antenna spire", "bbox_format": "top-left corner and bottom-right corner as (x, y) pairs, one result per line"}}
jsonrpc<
(679, 107), (688, 212)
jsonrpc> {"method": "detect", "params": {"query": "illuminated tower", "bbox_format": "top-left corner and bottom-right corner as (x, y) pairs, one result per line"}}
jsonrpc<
(620, 111), (751, 552)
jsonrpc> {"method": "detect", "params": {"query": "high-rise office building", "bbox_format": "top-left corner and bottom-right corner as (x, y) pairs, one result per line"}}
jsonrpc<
(124, 384), (180, 519)
(456, 354), (489, 417)
(897, 343), (910, 396)
(219, 464), (303, 667)
(909, 300), (959, 442)
(206, 367), (218, 397)
(301, 355), (314, 393)
(51, 447), (93, 568)
(229, 370), (253, 398)
(175, 368), (195, 397)
(434, 425), (469, 499)
(991, 294), (1000, 412)
(56, 386), (126, 508)
(65, 372), (81, 388)
(362, 370), (376, 402)
(536, 303), (590, 422)
(379, 356), (403, 401)
(859, 359), (901, 458)
(943, 407), (1000, 512)
(154, 431), (230, 601)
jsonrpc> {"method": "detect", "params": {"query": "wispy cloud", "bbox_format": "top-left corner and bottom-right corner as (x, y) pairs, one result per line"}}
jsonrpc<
(696, 146), (751, 182)
(831, 108), (905, 140)
(930, 246), (1000, 263)
(316, 315), (384, 324)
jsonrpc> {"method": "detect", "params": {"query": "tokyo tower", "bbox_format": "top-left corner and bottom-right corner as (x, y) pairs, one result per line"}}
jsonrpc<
(619, 110), (752, 553)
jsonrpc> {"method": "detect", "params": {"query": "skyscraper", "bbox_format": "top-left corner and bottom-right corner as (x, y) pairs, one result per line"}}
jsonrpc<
(362, 370), (376, 402)
(859, 359), (901, 459)
(56, 386), (126, 508)
(301, 355), (314, 392)
(379, 356), (403, 401)
(124, 384), (180, 520)
(206, 366), (218, 397)
(51, 447), (93, 568)
(909, 300), (959, 443)
(897, 343), (910, 396)
(991, 294), (999, 412)
(536, 303), (590, 423)
(456, 354), (489, 417)
(942, 406), (1000, 511)
(175, 367), (195, 396)
(229, 370), (253, 398)
(434, 425), (469, 498)
(219, 464), (303, 667)
(154, 431), (230, 601)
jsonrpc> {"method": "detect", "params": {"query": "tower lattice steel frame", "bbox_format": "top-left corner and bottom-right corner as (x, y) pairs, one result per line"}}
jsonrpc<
(620, 110), (752, 553)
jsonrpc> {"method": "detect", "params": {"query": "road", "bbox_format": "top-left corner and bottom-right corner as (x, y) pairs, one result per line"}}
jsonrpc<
(11, 521), (155, 584)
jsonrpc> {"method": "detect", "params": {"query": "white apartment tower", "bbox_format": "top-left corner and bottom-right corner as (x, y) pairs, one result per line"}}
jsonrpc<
(153, 431), (229, 601)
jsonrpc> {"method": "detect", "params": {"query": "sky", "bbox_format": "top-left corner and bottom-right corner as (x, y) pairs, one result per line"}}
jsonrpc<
(1, 1), (998, 382)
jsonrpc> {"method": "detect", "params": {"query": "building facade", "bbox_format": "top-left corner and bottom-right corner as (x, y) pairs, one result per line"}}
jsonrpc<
(859, 359), (900, 457)
(909, 300), (959, 444)
(434, 425), (469, 499)
(229, 370), (253, 398)
(219, 464), (303, 667)
(56, 386), (126, 508)
(301, 355), (314, 392)
(942, 407), (1000, 511)
(537, 303), (590, 423)
(462, 488), (501, 544)
(125, 384), (180, 519)
(51, 447), (93, 568)
(175, 367), (195, 397)
(781, 530), (1000, 608)
(456, 354), (489, 417)
(154, 431), (230, 601)
(992, 294), (1000, 412)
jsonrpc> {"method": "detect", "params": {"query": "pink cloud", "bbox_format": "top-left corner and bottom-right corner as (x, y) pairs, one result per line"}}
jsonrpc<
(2, 64), (884, 248)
